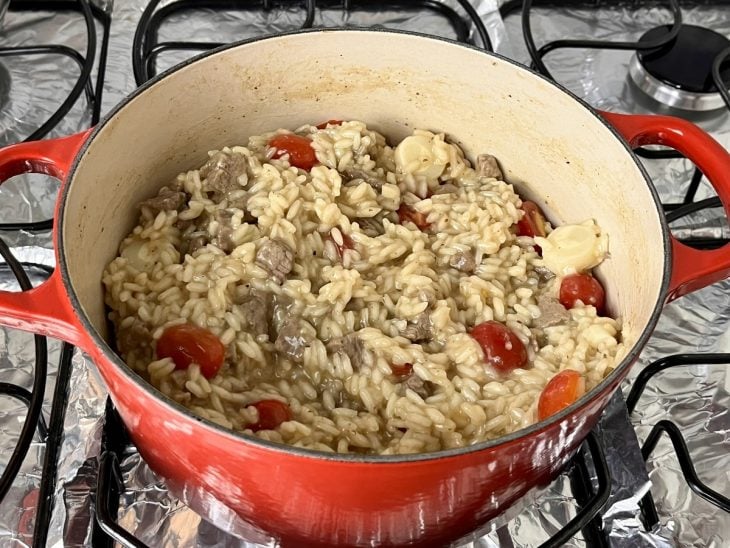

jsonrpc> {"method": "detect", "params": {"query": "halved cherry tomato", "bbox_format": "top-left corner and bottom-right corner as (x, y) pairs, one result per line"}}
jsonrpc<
(316, 119), (343, 129)
(516, 201), (547, 238)
(18, 489), (38, 541)
(269, 134), (317, 171)
(156, 323), (225, 379)
(559, 273), (606, 314)
(470, 321), (528, 373)
(328, 229), (354, 259)
(538, 370), (586, 420)
(390, 362), (413, 380)
(397, 204), (431, 230)
(249, 399), (292, 431)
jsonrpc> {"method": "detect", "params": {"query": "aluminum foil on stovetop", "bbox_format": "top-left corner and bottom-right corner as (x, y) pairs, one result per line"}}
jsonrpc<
(0, 1), (727, 547)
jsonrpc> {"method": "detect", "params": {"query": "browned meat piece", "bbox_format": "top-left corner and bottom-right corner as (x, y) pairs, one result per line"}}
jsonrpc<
(275, 318), (313, 363)
(401, 374), (434, 399)
(256, 239), (294, 284)
(342, 167), (385, 191)
(239, 289), (273, 337)
(139, 186), (186, 214)
(328, 334), (367, 370)
(357, 217), (385, 237)
(185, 233), (208, 255)
(116, 319), (149, 354)
(533, 294), (570, 329)
(212, 209), (236, 253)
(433, 183), (459, 195)
(534, 266), (555, 281)
(200, 151), (247, 196)
(402, 311), (433, 343)
(476, 154), (503, 180)
(270, 294), (294, 337)
(449, 251), (476, 274)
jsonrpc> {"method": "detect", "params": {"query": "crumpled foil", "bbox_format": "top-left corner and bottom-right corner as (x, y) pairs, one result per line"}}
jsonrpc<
(0, 1), (727, 547)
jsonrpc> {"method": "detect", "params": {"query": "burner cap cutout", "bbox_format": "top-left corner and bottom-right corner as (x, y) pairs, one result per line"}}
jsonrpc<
(629, 24), (730, 112)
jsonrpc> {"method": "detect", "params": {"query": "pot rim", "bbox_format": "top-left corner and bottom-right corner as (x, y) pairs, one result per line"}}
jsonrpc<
(58, 28), (672, 464)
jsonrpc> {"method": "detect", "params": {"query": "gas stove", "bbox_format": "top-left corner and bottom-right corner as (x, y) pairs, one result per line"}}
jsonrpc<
(0, 1), (727, 547)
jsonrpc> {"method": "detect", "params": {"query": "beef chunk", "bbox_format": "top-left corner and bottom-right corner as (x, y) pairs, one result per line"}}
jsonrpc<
(275, 318), (313, 363)
(200, 151), (247, 196)
(533, 294), (570, 329)
(328, 334), (367, 370)
(449, 251), (476, 274)
(341, 167), (385, 191)
(184, 233), (208, 256)
(401, 374), (435, 399)
(212, 209), (237, 253)
(534, 266), (555, 282)
(255, 239), (294, 284)
(433, 183), (459, 195)
(401, 311), (433, 343)
(139, 186), (186, 214)
(476, 154), (503, 180)
(357, 217), (385, 237)
(240, 289), (273, 337)
(116, 319), (150, 355)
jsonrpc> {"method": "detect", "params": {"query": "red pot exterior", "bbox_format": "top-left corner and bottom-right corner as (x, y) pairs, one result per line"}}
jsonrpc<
(1, 30), (730, 547)
(86, 337), (622, 547)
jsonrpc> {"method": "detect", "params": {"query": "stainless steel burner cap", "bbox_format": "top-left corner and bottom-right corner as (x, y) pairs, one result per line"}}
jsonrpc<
(629, 24), (730, 112)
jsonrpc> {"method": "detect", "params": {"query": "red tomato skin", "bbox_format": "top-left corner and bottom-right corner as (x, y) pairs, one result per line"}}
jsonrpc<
(269, 134), (317, 170)
(156, 324), (225, 379)
(249, 400), (293, 431)
(559, 273), (606, 314)
(329, 230), (354, 259)
(516, 201), (547, 238)
(390, 362), (414, 380)
(316, 119), (343, 129)
(538, 370), (586, 421)
(470, 321), (528, 373)
(397, 204), (431, 230)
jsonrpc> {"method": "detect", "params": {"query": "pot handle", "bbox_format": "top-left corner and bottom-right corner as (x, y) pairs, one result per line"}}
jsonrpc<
(0, 131), (91, 347)
(600, 111), (730, 301)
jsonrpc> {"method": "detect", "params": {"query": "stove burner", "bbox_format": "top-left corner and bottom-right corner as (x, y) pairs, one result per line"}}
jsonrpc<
(629, 25), (730, 112)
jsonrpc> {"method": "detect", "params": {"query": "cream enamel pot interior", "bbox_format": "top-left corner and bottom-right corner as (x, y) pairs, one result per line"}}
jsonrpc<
(0, 30), (729, 547)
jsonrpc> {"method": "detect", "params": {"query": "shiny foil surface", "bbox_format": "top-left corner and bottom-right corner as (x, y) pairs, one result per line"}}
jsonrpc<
(0, 1), (727, 546)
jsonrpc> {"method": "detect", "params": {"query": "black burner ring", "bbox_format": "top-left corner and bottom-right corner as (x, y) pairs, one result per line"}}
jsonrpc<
(631, 24), (730, 111)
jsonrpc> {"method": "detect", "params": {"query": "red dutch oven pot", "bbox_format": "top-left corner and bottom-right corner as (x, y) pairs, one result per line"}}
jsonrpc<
(0, 30), (729, 547)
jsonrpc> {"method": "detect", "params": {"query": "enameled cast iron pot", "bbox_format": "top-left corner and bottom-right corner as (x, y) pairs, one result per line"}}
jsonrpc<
(0, 30), (729, 547)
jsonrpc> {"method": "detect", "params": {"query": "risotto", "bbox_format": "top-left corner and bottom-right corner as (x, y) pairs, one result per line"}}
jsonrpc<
(102, 120), (624, 455)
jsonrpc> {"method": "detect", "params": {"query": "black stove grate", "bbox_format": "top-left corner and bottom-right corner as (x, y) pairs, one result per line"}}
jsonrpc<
(131, 0), (492, 86)
(0, 0), (109, 544)
(625, 353), (730, 528)
(0, 0), (111, 231)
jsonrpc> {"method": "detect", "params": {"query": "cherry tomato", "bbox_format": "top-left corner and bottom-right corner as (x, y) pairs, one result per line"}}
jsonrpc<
(516, 201), (547, 238)
(316, 119), (343, 129)
(329, 229), (354, 259)
(156, 323), (225, 379)
(538, 370), (586, 420)
(249, 399), (292, 431)
(470, 321), (528, 373)
(18, 489), (38, 541)
(397, 204), (431, 230)
(390, 362), (413, 380)
(559, 273), (606, 314)
(269, 134), (317, 171)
